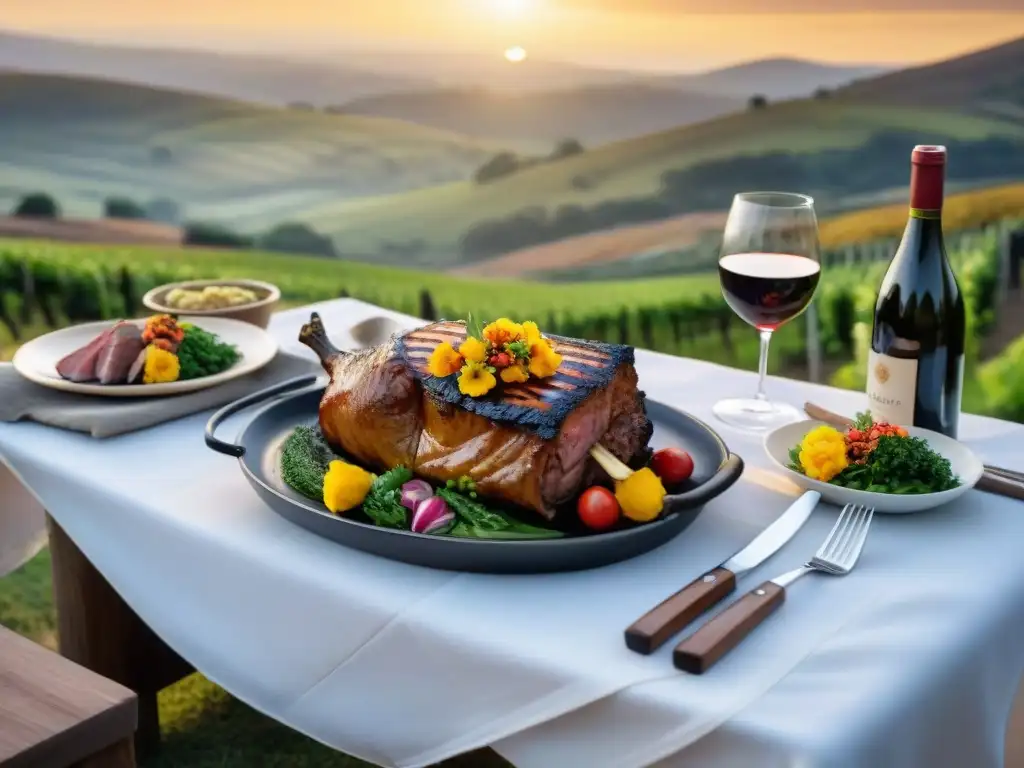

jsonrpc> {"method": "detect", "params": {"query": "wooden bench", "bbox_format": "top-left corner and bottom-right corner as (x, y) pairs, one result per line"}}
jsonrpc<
(0, 625), (137, 767)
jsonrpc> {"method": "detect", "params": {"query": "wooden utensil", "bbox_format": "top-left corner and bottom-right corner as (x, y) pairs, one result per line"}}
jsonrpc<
(803, 402), (1024, 500)
(674, 503), (874, 674)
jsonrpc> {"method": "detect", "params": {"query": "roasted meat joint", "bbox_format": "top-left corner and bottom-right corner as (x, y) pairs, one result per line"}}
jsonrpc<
(299, 312), (654, 519)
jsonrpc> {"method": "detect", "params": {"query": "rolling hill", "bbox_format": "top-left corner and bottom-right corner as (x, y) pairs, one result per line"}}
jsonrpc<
(837, 34), (1024, 110)
(340, 84), (743, 145)
(0, 73), (495, 234)
(288, 35), (1024, 267)
(0, 30), (434, 106)
(660, 58), (888, 100)
(293, 100), (1024, 266)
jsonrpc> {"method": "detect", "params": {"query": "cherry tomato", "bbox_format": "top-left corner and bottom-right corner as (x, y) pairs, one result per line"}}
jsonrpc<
(650, 447), (694, 485)
(577, 486), (620, 531)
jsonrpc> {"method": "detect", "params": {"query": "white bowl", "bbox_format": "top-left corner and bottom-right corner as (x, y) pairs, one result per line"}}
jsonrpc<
(764, 419), (984, 514)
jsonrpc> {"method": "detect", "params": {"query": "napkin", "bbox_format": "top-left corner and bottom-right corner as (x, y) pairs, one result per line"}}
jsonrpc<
(0, 353), (321, 438)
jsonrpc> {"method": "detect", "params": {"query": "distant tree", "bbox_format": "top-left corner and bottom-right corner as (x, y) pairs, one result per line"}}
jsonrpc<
(150, 146), (173, 165)
(183, 221), (252, 249)
(104, 196), (147, 220)
(474, 152), (520, 184)
(571, 174), (597, 191)
(288, 101), (315, 111)
(814, 87), (832, 100)
(551, 138), (585, 160)
(748, 94), (768, 110)
(146, 197), (182, 225)
(258, 222), (337, 258)
(324, 105), (347, 114)
(13, 193), (59, 218)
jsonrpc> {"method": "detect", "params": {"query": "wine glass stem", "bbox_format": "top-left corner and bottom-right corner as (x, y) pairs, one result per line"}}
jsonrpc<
(756, 329), (772, 402)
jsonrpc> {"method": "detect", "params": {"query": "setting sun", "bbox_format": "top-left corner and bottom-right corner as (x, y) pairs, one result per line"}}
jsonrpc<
(504, 46), (528, 63)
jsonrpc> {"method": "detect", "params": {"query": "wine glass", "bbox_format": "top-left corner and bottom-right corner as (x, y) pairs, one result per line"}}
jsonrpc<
(713, 192), (821, 431)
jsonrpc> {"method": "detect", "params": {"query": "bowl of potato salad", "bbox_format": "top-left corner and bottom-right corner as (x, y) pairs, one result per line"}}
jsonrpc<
(143, 279), (281, 328)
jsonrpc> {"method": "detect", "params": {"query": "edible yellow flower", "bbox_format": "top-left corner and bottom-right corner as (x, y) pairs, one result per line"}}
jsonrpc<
(528, 340), (562, 378)
(459, 336), (488, 363)
(522, 321), (542, 346)
(428, 342), (463, 377)
(322, 460), (374, 514)
(799, 425), (849, 482)
(142, 345), (180, 384)
(615, 468), (667, 522)
(483, 318), (524, 348)
(500, 363), (529, 384)
(458, 360), (497, 397)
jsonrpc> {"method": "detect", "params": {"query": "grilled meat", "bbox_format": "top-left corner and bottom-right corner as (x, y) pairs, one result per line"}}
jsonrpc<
(299, 313), (652, 519)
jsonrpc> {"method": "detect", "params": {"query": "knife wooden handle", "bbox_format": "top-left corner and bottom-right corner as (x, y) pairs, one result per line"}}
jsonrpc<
(624, 567), (737, 655)
(673, 581), (785, 674)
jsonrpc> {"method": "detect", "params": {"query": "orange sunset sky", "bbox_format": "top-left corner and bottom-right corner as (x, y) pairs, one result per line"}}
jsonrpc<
(5, 0), (1024, 70)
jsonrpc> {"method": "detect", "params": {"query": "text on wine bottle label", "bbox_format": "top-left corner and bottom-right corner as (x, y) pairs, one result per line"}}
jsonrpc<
(866, 350), (917, 426)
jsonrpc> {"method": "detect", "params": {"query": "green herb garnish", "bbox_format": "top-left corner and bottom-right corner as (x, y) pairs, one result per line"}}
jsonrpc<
(438, 488), (563, 539)
(362, 466), (413, 528)
(831, 434), (959, 494)
(177, 325), (240, 380)
(280, 426), (333, 502)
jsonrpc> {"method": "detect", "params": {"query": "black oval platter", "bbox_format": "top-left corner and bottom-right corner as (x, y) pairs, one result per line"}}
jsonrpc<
(206, 375), (744, 574)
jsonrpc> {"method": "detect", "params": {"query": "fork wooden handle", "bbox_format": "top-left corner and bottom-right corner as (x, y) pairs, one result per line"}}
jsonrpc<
(624, 567), (737, 654)
(673, 581), (785, 674)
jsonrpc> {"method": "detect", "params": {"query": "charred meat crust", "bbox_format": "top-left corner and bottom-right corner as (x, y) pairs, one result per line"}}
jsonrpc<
(300, 315), (653, 520)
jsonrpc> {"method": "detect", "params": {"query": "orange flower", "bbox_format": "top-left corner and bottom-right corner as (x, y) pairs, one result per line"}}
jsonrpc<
(500, 363), (529, 384)
(483, 318), (524, 348)
(522, 321), (542, 346)
(528, 340), (562, 378)
(458, 336), (488, 363)
(428, 342), (463, 377)
(458, 361), (497, 397)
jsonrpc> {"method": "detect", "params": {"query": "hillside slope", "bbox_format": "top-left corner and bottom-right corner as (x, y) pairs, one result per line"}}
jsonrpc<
(296, 99), (1024, 265)
(0, 73), (494, 234)
(663, 58), (887, 99)
(341, 84), (743, 145)
(0, 30), (433, 105)
(837, 35), (1024, 109)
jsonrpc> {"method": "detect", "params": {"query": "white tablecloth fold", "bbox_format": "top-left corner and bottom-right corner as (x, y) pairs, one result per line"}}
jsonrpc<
(2, 299), (1023, 768)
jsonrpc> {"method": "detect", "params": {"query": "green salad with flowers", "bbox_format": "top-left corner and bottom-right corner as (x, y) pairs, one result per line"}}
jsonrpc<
(788, 412), (960, 494)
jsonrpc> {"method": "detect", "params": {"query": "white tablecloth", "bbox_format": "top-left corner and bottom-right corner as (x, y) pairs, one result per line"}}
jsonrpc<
(2, 298), (1024, 768)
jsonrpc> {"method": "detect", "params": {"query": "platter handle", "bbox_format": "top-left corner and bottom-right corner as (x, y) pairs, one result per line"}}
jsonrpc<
(204, 374), (320, 458)
(664, 453), (744, 509)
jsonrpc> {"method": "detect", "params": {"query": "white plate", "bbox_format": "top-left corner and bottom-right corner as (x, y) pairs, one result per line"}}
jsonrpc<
(12, 316), (278, 397)
(764, 419), (984, 514)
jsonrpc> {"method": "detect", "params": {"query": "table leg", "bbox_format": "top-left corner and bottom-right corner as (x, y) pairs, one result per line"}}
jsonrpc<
(74, 737), (136, 768)
(46, 515), (193, 758)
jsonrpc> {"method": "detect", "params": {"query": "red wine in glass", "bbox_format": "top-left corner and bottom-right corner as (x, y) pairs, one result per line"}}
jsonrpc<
(712, 191), (822, 432)
(718, 252), (821, 331)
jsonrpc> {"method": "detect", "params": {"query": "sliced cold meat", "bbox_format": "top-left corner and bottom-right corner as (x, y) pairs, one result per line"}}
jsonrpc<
(55, 324), (121, 382)
(95, 324), (146, 384)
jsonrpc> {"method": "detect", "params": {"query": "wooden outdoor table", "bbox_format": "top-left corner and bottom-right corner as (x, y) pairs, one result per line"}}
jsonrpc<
(46, 516), (193, 757)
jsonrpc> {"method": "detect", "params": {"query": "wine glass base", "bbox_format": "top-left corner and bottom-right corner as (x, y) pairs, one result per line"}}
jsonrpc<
(712, 398), (802, 432)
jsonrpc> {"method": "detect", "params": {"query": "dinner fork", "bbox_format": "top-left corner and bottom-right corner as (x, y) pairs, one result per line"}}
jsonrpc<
(673, 503), (874, 674)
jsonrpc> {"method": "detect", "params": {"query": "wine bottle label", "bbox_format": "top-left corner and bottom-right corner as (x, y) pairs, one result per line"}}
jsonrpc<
(866, 350), (917, 426)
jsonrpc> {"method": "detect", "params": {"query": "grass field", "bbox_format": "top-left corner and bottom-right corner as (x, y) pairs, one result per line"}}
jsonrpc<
(0, 73), (494, 237)
(292, 100), (1024, 265)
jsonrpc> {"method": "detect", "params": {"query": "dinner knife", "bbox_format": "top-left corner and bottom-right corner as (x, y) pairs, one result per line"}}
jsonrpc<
(624, 490), (821, 655)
